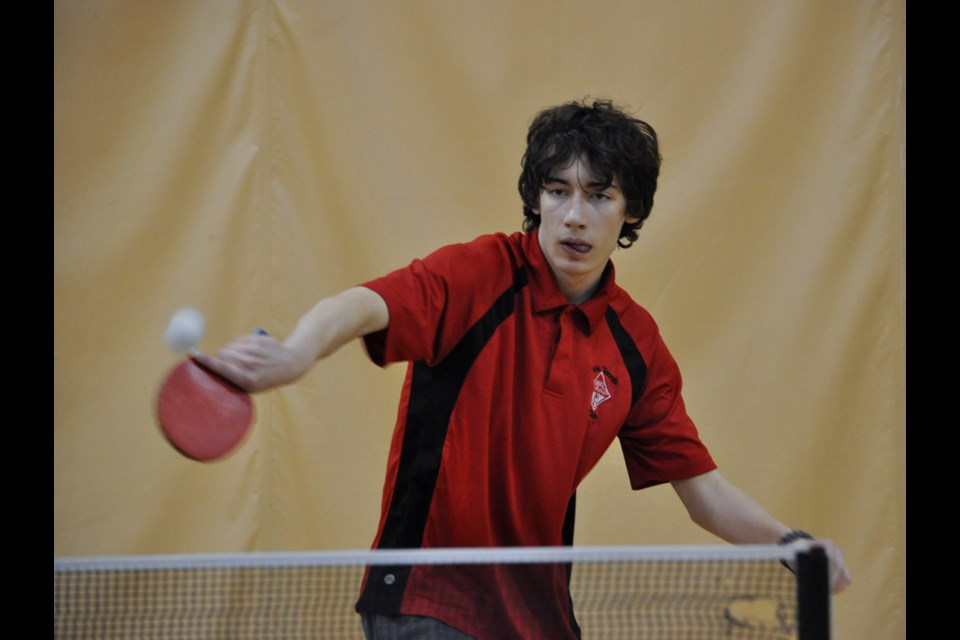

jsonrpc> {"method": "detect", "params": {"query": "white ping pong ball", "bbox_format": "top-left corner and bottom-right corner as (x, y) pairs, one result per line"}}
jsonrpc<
(165, 307), (206, 352)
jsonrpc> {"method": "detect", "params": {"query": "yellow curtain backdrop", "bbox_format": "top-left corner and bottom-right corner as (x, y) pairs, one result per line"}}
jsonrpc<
(54, 1), (905, 638)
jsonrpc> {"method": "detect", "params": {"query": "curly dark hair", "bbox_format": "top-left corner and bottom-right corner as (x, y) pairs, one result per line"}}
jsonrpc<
(518, 99), (661, 248)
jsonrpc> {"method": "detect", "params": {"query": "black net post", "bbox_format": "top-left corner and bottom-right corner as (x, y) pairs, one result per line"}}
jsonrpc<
(796, 545), (831, 640)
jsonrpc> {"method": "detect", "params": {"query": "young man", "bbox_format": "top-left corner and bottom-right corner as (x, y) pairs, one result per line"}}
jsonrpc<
(197, 99), (850, 639)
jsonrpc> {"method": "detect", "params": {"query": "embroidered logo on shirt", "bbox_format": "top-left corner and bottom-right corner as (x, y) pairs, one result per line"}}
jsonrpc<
(590, 366), (618, 419)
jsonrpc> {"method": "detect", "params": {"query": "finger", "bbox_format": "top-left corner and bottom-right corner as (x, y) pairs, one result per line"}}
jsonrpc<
(191, 351), (257, 390)
(832, 562), (851, 593)
(825, 545), (851, 594)
(831, 568), (852, 594)
(222, 335), (281, 361)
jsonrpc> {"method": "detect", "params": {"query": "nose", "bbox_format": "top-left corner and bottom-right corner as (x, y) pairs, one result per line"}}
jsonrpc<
(564, 195), (586, 228)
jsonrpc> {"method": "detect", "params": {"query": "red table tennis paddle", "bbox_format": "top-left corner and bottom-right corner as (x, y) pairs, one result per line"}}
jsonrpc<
(155, 357), (255, 461)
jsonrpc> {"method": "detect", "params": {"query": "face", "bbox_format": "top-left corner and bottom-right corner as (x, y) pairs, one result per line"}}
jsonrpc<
(535, 157), (638, 304)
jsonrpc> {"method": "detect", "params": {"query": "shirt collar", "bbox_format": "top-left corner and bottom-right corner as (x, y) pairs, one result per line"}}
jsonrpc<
(521, 228), (616, 335)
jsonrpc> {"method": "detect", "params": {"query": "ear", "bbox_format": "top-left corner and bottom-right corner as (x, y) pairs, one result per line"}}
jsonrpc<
(624, 212), (641, 225)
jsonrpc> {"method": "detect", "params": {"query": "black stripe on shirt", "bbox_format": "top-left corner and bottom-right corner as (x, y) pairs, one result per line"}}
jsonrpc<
(604, 307), (648, 409)
(358, 267), (529, 613)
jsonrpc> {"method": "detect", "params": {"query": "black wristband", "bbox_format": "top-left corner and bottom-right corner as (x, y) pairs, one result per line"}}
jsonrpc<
(778, 529), (815, 545)
(777, 530), (814, 574)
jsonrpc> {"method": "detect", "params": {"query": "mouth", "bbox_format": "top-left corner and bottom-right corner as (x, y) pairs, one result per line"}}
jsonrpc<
(561, 239), (592, 256)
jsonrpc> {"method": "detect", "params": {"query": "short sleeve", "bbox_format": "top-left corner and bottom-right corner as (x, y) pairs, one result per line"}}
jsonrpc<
(617, 326), (717, 489)
(361, 234), (517, 367)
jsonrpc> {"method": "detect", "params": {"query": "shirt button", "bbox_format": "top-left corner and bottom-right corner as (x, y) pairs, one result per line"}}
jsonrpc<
(384, 573), (396, 585)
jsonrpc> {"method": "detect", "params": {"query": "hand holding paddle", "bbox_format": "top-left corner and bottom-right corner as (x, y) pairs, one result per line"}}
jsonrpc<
(191, 333), (309, 393)
(155, 309), (267, 462)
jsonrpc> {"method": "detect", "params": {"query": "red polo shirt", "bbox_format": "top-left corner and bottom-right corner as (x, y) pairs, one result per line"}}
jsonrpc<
(356, 230), (716, 638)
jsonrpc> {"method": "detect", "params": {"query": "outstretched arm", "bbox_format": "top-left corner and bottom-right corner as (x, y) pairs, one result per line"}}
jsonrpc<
(672, 469), (851, 594)
(193, 286), (389, 393)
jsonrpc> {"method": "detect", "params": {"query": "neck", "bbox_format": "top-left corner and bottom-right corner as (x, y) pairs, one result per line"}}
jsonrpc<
(557, 273), (601, 306)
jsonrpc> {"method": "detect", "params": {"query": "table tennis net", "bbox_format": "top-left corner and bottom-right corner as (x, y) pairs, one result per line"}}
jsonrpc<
(54, 544), (829, 639)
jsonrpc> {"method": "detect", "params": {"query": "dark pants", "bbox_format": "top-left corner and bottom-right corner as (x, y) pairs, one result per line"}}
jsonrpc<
(361, 613), (475, 640)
